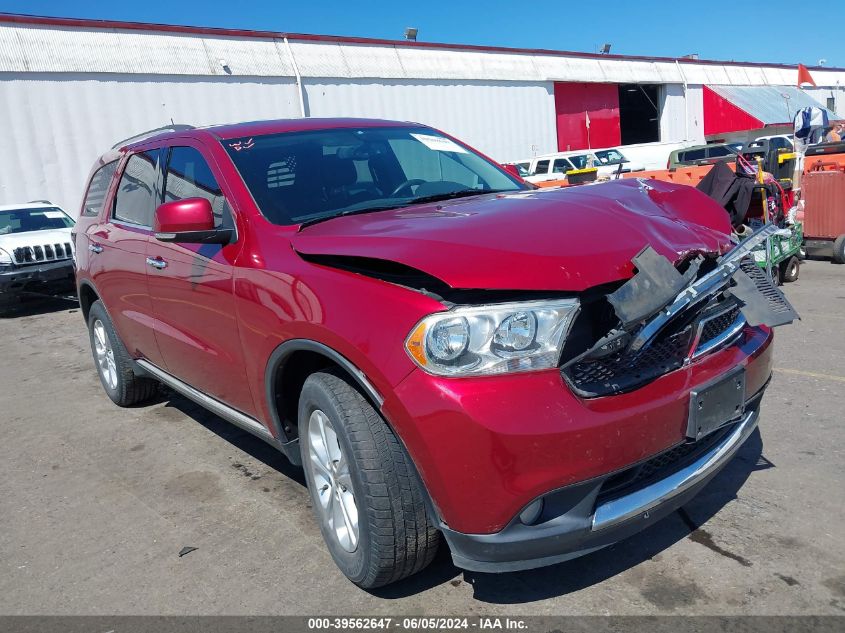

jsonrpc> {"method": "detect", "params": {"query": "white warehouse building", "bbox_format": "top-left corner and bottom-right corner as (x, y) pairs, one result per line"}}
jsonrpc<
(0, 13), (843, 213)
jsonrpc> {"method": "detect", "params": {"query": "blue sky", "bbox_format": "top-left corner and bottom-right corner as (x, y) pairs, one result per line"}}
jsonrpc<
(1, 0), (842, 67)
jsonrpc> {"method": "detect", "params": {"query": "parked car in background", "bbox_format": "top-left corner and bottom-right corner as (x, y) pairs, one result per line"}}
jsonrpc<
(668, 142), (740, 169)
(525, 149), (644, 183)
(591, 148), (646, 175)
(523, 154), (576, 183)
(0, 202), (76, 313)
(75, 118), (792, 588)
(504, 160), (531, 178)
(749, 134), (793, 151)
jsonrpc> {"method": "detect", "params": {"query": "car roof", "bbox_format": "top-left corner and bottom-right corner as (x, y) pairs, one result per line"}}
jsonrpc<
(676, 142), (733, 152)
(535, 150), (594, 160)
(122, 117), (428, 151)
(0, 202), (63, 212)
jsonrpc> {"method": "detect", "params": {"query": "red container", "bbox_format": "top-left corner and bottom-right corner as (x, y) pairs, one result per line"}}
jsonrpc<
(802, 170), (845, 240)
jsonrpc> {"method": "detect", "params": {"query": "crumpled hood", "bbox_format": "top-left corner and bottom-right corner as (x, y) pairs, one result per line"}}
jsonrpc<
(292, 179), (733, 291)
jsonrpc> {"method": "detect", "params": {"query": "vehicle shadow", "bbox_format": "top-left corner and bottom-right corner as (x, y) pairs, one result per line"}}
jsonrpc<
(0, 295), (79, 318)
(159, 390), (306, 486)
(376, 428), (770, 602)
(150, 387), (770, 603)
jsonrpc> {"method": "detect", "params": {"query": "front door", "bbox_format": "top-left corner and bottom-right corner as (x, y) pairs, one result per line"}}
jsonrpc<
(146, 142), (254, 415)
(88, 149), (165, 366)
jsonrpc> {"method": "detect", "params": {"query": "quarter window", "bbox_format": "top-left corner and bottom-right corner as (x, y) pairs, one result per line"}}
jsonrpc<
(82, 161), (118, 217)
(113, 150), (162, 226)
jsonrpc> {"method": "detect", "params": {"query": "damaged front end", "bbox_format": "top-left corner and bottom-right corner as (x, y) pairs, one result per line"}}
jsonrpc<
(561, 224), (797, 398)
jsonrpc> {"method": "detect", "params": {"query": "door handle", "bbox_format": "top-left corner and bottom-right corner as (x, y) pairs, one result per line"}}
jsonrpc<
(146, 256), (167, 270)
(88, 243), (103, 254)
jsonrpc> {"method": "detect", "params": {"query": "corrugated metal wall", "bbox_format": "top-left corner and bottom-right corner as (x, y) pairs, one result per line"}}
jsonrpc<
(0, 73), (302, 213)
(1, 21), (844, 211)
(302, 79), (557, 162)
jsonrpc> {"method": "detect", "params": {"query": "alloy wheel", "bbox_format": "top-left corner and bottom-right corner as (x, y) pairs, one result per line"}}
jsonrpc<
(307, 409), (359, 553)
(93, 319), (118, 391)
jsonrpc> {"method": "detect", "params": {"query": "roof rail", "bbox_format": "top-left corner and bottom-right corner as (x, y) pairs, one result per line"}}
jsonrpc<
(27, 199), (53, 204)
(111, 124), (195, 149)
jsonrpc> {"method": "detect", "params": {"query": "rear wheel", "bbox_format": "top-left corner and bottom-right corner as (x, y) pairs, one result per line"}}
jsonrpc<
(87, 300), (159, 406)
(299, 370), (440, 588)
(769, 263), (781, 286)
(833, 235), (845, 264)
(781, 256), (800, 283)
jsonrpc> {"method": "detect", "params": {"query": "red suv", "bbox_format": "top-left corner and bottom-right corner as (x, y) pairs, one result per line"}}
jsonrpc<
(74, 118), (794, 588)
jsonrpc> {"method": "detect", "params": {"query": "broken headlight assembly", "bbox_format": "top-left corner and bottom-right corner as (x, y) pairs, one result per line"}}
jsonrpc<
(405, 299), (580, 376)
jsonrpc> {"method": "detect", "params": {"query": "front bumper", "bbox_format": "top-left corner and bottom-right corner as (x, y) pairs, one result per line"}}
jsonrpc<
(382, 324), (773, 571)
(0, 259), (75, 300)
(442, 396), (762, 573)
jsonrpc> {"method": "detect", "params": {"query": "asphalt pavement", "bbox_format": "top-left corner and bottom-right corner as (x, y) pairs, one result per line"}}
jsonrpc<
(1, 259), (843, 615)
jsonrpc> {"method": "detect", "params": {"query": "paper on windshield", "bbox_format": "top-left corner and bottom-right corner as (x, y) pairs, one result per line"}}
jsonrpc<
(410, 133), (467, 154)
(42, 211), (65, 219)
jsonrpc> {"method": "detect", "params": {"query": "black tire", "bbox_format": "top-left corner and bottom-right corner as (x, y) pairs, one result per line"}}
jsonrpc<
(299, 370), (440, 589)
(87, 300), (159, 406)
(781, 256), (800, 283)
(833, 235), (845, 264)
(769, 263), (781, 286)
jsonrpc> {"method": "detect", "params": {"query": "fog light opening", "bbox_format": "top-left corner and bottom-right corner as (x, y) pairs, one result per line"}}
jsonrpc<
(519, 498), (544, 525)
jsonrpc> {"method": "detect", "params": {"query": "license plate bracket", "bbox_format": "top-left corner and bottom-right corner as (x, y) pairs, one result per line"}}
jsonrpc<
(687, 368), (746, 440)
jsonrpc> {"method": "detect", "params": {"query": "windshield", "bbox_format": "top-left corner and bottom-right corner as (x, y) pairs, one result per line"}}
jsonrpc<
(0, 207), (73, 235)
(223, 126), (525, 226)
(594, 149), (626, 164)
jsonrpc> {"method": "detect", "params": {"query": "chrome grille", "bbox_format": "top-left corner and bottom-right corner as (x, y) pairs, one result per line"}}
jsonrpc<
(12, 241), (74, 265)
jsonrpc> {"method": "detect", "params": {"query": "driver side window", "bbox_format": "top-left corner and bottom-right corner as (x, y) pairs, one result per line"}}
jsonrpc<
(163, 146), (232, 229)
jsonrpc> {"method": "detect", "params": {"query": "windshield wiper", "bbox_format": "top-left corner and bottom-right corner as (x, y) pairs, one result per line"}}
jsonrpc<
(405, 189), (508, 206)
(297, 204), (409, 230)
(297, 190), (510, 230)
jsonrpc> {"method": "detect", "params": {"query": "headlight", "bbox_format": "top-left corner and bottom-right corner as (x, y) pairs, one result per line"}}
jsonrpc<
(405, 299), (580, 377)
(0, 248), (13, 270)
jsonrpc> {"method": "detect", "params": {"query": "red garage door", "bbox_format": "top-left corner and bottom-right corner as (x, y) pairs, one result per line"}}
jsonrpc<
(554, 82), (621, 151)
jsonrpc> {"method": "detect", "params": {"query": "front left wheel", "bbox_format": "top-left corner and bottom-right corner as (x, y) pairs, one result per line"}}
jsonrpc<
(299, 370), (440, 589)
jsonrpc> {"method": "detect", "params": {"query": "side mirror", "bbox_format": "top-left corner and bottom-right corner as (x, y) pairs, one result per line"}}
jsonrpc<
(153, 198), (233, 244)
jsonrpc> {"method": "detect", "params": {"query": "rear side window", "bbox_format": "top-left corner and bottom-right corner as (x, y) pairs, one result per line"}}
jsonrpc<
(534, 160), (550, 175)
(164, 146), (229, 228)
(682, 149), (706, 161)
(551, 159), (571, 174)
(82, 161), (118, 217)
(113, 150), (162, 227)
(707, 146), (731, 158)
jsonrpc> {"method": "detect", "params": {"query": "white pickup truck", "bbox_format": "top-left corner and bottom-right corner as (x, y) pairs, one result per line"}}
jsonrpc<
(0, 202), (76, 313)
(520, 149), (645, 184)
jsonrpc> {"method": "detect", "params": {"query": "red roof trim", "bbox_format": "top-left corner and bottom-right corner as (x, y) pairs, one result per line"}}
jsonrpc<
(1, 12), (842, 72)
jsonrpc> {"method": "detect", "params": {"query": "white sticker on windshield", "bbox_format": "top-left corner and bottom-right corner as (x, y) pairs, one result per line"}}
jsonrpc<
(42, 211), (65, 219)
(410, 133), (467, 154)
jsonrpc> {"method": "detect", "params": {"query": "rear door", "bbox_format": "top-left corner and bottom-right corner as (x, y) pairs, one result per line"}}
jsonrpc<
(145, 141), (254, 414)
(86, 148), (165, 365)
